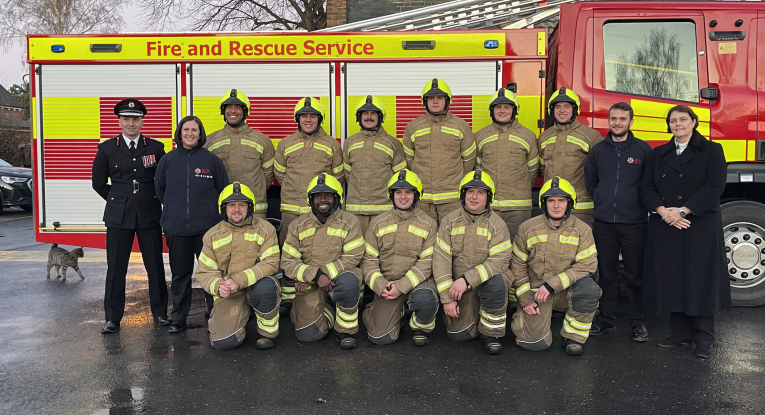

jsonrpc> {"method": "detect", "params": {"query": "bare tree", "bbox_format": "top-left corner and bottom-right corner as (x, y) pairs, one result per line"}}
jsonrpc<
(0, 0), (128, 52)
(137, 0), (327, 32)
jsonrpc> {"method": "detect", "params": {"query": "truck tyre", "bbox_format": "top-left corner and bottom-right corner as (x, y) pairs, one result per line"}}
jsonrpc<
(722, 200), (765, 307)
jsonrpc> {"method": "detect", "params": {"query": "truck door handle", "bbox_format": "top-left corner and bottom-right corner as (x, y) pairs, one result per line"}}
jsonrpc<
(700, 86), (718, 101)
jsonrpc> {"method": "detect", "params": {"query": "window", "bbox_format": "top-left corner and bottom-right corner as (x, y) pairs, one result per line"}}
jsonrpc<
(604, 21), (699, 103)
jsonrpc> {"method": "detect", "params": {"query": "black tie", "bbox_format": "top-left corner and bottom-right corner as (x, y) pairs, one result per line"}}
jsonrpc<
(130, 141), (136, 155)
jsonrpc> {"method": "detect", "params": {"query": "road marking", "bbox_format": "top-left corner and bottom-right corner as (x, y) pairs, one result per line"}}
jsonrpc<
(0, 214), (33, 223)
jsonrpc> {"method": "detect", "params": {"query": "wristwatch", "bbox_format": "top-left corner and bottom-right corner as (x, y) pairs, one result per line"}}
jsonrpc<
(679, 208), (687, 218)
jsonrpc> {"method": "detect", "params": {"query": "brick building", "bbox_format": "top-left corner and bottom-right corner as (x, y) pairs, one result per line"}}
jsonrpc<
(327, 0), (452, 27)
(0, 85), (31, 166)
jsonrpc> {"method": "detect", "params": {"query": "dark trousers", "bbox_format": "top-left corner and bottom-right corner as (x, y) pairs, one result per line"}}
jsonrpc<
(166, 234), (204, 322)
(670, 312), (714, 345)
(592, 220), (647, 327)
(104, 225), (168, 322)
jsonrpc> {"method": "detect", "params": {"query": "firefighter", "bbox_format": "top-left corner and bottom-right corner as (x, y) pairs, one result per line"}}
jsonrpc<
(280, 174), (365, 349)
(475, 87), (539, 238)
(205, 89), (275, 220)
(195, 182), (281, 350)
(361, 169), (439, 346)
(433, 170), (512, 354)
(537, 88), (602, 226)
(274, 97), (344, 314)
(92, 98), (169, 334)
(510, 177), (600, 356)
(403, 78), (477, 224)
(344, 95), (407, 235)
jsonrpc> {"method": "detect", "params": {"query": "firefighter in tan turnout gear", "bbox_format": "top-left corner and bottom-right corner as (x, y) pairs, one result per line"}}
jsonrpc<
(475, 88), (539, 238)
(361, 170), (439, 346)
(510, 177), (600, 356)
(403, 78), (477, 224)
(433, 170), (512, 354)
(344, 95), (407, 235)
(205, 89), (275, 220)
(196, 182), (281, 350)
(280, 174), (365, 349)
(537, 88), (602, 226)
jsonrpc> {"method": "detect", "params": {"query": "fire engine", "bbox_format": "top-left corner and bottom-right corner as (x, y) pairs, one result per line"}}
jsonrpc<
(26, 1), (765, 306)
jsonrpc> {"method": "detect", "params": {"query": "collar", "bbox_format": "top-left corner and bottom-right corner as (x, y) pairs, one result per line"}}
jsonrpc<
(426, 111), (451, 124)
(224, 122), (250, 134)
(298, 127), (327, 140)
(554, 119), (580, 131)
(460, 207), (491, 223)
(122, 135), (140, 147)
(543, 215), (573, 230)
(604, 130), (634, 147)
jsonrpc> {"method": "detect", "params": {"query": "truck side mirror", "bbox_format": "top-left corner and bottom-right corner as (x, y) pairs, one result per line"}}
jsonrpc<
(505, 82), (518, 93)
(700, 86), (718, 101)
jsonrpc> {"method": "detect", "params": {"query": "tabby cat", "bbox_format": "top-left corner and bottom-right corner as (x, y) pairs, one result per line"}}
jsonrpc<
(47, 244), (85, 281)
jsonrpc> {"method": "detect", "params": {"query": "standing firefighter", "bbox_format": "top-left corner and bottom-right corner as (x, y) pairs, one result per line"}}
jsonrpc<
(433, 170), (512, 354)
(196, 182), (281, 350)
(205, 89), (275, 220)
(537, 88), (602, 226)
(274, 97), (344, 314)
(403, 78), (477, 224)
(280, 174), (365, 349)
(361, 170), (439, 346)
(343, 95), (407, 235)
(475, 88), (539, 239)
(510, 177), (600, 356)
(92, 98), (169, 334)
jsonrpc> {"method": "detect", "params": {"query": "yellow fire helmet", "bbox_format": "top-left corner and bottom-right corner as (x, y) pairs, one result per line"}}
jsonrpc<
(218, 181), (256, 214)
(354, 95), (386, 130)
(306, 173), (344, 216)
(539, 176), (577, 219)
(459, 169), (496, 207)
(294, 96), (325, 126)
(547, 87), (581, 123)
(489, 88), (520, 124)
(387, 169), (423, 211)
(421, 78), (452, 114)
(219, 89), (250, 116)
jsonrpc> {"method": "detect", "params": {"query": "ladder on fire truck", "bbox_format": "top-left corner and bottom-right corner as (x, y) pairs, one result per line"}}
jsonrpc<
(319, 0), (571, 32)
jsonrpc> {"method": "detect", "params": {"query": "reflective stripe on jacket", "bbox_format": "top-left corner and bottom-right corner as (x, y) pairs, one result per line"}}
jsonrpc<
(510, 215), (598, 308)
(360, 207), (438, 295)
(475, 120), (539, 211)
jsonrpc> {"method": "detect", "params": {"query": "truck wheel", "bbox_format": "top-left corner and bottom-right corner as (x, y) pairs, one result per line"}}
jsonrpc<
(722, 200), (765, 307)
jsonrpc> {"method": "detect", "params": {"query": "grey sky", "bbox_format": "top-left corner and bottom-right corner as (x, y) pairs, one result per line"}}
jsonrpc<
(0, 3), (142, 88)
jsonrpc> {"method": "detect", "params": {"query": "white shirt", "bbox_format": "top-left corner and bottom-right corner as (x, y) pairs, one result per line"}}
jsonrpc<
(675, 138), (689, 155)
(123, 135), (139, 149)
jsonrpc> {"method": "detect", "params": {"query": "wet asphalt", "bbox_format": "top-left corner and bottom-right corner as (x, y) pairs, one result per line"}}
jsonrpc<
(1, 208), (764, 414)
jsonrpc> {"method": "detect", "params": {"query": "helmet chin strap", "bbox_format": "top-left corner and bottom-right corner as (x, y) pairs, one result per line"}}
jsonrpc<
(310, 194), (339, 219)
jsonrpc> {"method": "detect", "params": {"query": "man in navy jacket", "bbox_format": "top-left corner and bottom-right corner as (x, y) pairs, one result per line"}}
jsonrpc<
(584, 102), (652, 342)
(155, 115), (229, 332)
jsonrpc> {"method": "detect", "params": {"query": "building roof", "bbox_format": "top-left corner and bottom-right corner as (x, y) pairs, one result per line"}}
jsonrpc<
(0, 112), (31, 131)
(0, 85), (23, 109)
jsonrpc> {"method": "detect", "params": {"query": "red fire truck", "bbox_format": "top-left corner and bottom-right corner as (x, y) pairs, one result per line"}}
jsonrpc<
(26, 1), (765, 305)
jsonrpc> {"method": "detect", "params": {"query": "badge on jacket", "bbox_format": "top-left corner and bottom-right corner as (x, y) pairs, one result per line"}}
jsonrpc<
(195, 168), (213, 179)
(627, 157), (642, 164)
(143, 155), (157, 168)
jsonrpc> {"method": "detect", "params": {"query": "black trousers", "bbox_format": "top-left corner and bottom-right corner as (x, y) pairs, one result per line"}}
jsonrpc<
(104, 225), (168, 322)
(592, 220), (647, 327)
(166, 234), (204, 322)
(670, 312), (715, 345)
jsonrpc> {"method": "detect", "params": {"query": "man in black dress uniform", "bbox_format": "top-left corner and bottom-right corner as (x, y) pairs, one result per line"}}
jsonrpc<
(92, 98), (169, 333)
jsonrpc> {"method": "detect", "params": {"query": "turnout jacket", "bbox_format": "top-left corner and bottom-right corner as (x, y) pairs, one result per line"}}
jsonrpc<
(196, 217), (281, 300)
(91, 134), (165, 229)
(360, 207), (438, 295)
(343, 127), (407, 215)
(280, 209), (365, 282)
(205, 123), (275, 214)
(510, 215), (598, 308)
(433, 208), (512, 304)
(403, 112), (477, 204)
(475, 120), (539, 211)
(538, 120), (602, 210)
(154, 145), (228, 236)
(274, 128), (344, 215)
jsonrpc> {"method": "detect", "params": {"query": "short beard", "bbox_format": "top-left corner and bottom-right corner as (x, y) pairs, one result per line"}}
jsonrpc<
(610, 129), (628, 139)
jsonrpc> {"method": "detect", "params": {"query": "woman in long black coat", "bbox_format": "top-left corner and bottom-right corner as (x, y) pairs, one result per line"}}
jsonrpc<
(641, 105), (731, 358)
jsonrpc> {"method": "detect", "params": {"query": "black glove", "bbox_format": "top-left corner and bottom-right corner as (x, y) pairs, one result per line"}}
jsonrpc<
(543, 282), (555, 294)
(315, 269), (328, 283)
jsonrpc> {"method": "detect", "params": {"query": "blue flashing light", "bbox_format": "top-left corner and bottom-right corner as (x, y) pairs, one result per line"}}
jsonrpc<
(51, 45), (65, 53)
(484, 40), (499, 49)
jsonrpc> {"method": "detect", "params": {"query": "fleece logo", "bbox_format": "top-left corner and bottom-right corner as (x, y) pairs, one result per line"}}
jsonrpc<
(195, 167), (213, 178)
(627, 157), (642, 164)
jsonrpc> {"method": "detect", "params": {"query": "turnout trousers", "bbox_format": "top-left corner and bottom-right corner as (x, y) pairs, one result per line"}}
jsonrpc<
(104, 225), (168, 322)
(511, 277), (601, 351)
(419, 201), (462, 226)
(363, 278), (439, 345)
(444, 274), (509, 341)
(209, 275), (281, 350)
(291, 270), (362, 341)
